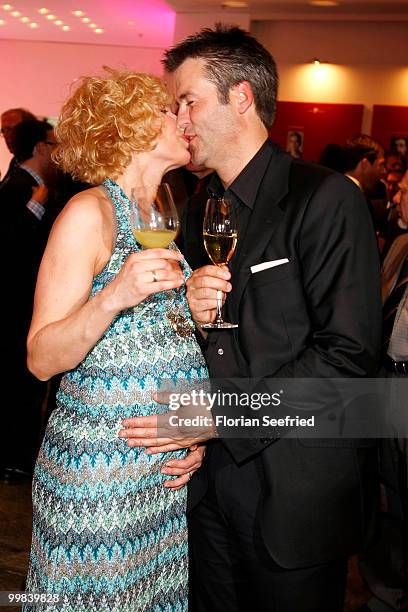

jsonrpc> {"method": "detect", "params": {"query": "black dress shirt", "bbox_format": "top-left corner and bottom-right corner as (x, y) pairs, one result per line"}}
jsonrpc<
(203, 139), (273, 377)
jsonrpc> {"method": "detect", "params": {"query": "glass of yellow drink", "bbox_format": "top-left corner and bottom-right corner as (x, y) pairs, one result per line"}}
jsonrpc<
(130, 183), (179, 249)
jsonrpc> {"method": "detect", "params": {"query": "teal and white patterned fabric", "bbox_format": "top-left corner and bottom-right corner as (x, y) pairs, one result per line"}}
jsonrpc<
(24, 179), (208, 611)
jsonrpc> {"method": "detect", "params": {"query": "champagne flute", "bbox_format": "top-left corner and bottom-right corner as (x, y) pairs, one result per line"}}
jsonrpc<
(130, 183), (179, 248)
(202, 197), (238, 329)
(130, 183), (191, 336)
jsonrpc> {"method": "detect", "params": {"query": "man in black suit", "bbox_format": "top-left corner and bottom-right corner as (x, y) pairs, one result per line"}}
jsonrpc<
(342, 136), (386, 239)
(121, 25), (382, 611)
(0, 119), (56, 479)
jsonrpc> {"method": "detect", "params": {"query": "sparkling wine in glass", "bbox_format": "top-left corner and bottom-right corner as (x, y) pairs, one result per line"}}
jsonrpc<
(130, 183), (179, 248)
(202, 197), (238, 329)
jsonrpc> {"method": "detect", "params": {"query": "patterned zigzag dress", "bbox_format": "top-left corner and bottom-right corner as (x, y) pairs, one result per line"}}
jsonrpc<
(24, 179), (208, 611)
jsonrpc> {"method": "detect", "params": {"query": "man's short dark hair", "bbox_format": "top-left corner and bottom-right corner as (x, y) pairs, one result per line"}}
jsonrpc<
(163, 23), (278, 130)
(347, 134), (384, 158)
(13, 119), (53, 162)
(342, 145), (379, 173)
(342, 134), (384, 173)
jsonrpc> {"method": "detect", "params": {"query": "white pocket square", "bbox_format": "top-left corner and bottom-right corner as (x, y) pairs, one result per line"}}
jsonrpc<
(250, 258), (289, 274)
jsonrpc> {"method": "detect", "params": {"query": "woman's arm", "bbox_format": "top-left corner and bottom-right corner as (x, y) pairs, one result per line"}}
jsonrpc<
(27, 192), (184, 381)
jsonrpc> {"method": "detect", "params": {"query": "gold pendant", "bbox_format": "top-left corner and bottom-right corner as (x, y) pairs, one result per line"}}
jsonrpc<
(166, 311), (194, 337)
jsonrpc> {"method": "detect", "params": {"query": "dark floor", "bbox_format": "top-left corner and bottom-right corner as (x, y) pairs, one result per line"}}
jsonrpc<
(0, 480), (32, 612)
(0, 479), (370, 611)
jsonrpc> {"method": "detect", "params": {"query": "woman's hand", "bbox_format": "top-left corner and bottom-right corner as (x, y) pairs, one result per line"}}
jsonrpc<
(106, 248), (185, 312)
(160, 445), (206, 490)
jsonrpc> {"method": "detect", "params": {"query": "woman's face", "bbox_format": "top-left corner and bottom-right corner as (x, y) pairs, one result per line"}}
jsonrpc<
(153, 108), (190, 170)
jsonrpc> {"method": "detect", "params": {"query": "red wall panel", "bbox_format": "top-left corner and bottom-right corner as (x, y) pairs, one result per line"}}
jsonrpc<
(270, 101), (364, 163)
(371, 104), (408, 152)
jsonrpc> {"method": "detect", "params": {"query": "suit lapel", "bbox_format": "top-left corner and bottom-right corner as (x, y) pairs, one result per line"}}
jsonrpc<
(228, 149), (292, 322)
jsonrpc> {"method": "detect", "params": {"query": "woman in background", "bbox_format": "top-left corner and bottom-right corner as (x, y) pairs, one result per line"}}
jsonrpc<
(24, 68), (207, 611)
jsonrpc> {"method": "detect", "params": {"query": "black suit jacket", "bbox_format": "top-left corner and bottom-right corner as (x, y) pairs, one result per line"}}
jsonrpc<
(188, 142), (382, 568)
(0, 156), (18, 186)
(1, 167), (49, 351)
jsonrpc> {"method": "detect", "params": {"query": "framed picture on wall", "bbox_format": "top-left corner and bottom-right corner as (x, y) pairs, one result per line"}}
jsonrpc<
(390, 135), (408, 158)
(286, 128), (304, 159)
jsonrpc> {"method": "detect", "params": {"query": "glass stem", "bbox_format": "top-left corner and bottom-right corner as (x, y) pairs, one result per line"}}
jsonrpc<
(215, 290), (223, 324)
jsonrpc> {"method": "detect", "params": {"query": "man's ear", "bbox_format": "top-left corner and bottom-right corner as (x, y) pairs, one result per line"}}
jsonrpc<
(231, 81), (254, 115)
(356, 158), (369, 175)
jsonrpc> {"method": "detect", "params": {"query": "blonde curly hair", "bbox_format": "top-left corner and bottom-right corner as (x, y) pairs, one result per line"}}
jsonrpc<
(53, 68), (170, 185)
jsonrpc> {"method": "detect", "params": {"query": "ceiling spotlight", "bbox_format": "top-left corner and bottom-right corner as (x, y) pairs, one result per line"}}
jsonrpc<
(313, 58), (321, 65)
(72, 10), (84, 16)
(82, 16), (90, 22)
(2, 4), (12, 10)
(0, 18), (5, 24)
(61, 25), (70, 31)
(94, 27), (103, 33)
(11, 10), (20, 16)
(46, 14), (56, 20)
(89, 22), (97, 28)
(29, 21), (39, 28)
(54, 19), (63, 25)
(309, 0), (339, 5)
(21, 16), (29, 22)
(38, 7), (49, 14)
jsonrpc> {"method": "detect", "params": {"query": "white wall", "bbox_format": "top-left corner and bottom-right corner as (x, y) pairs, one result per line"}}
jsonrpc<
(174, 12), (250, 43)
(252, 20), (408, 134)
(253, 20), (408, 66)
(0, 39), (165, 176)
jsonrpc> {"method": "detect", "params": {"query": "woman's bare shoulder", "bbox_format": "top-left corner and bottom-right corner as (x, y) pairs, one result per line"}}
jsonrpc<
(53, 186), (113, 234)
(59, 186), (108, 218)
